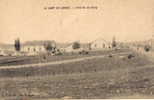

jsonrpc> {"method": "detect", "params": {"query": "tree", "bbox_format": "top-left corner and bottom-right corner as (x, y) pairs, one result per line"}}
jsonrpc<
(112, 36), (116, 48)
(44, 41), (56, 52)
(14, 38), (21, 51)
(72, 42), (80, 49)
(144, 45), (151, 52)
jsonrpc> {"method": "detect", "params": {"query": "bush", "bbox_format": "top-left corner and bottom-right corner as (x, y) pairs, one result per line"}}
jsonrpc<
(144, 45), (151, 52)
(79, 50), (89, 55)
(128, 54), (135, 59)
(108, 54), (112, 58)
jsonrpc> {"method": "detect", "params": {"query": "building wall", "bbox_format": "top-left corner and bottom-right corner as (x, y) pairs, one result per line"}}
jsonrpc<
(64, 45), (74, 52)
(63, 45), (83, 53)
(21, 45), (46, 53)
(91, 40), (110, 50)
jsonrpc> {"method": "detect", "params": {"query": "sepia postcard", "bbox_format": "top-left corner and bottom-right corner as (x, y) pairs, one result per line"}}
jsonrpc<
(0, 0), (154, 99)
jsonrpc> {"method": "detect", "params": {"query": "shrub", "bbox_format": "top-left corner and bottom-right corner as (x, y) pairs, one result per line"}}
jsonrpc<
(144, 45), (151, 52)
(79, 50), (89, 55)
(108, 54), (112, 58)
(128, 54), (135, 59)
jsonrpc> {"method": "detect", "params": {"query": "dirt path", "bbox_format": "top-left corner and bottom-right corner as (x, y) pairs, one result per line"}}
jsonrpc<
(0, 52), (131, 70)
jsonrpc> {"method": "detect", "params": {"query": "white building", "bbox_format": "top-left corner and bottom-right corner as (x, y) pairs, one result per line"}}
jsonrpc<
(21, 40), (56, 55)
(90, 38), (111, 50)
(0, 44), (15, 56)
(22, 45), (46, 53)
(63, 44), (74, 52)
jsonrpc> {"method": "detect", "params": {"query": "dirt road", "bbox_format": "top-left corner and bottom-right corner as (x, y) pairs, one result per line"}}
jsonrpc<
(0, 52), (131, 70)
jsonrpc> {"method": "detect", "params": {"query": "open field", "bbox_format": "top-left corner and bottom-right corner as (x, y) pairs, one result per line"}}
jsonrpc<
(0, 49), (124, 66)
(0, 49), (134, 77)
(0, 49), (154, 99)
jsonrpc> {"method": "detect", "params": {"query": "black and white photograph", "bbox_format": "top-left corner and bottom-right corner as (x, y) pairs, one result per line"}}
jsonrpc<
(0, 0), (154, 99)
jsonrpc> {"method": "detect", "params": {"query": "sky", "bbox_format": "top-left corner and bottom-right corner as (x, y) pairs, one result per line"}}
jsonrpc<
(0, 0), (154, 44)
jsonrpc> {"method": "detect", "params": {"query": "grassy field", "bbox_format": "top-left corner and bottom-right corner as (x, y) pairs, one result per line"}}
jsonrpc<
(0, 49), (153, 99)
(0, 49), (127, 66)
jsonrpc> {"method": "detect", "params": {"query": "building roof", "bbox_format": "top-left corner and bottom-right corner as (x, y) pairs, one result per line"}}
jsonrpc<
(23, 40), (56, 46)
(91, 38), (110, 44)
(56, 42), (72, 48)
